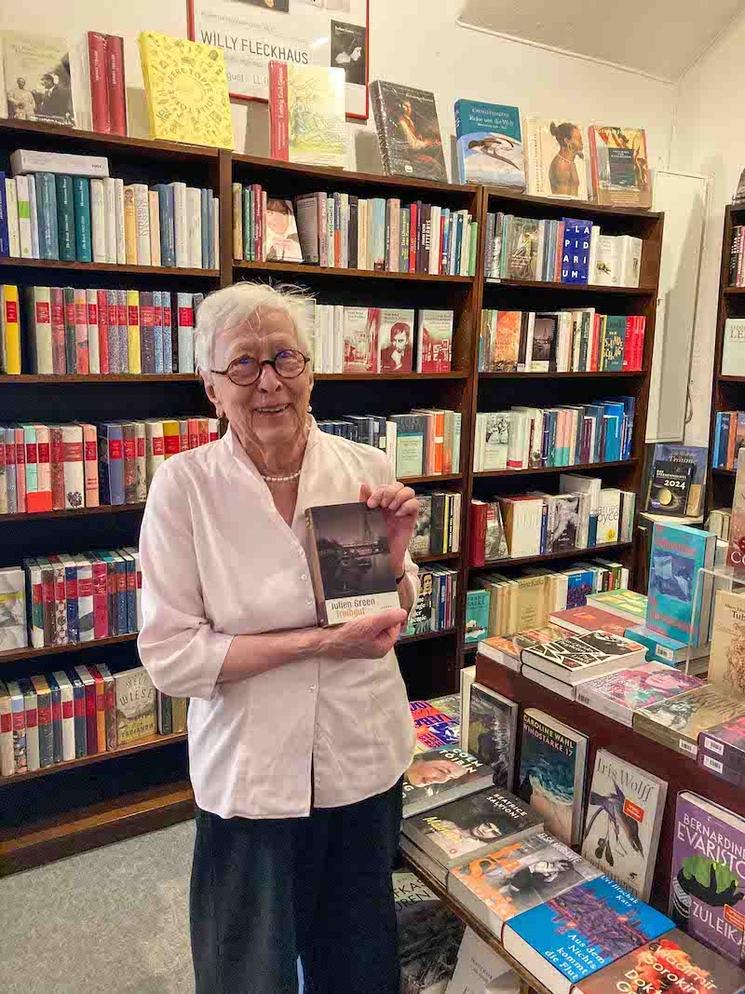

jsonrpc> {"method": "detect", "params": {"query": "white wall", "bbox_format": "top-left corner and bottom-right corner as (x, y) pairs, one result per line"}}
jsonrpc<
(0, 0), (676, 177)
(670, 10), (745, 445)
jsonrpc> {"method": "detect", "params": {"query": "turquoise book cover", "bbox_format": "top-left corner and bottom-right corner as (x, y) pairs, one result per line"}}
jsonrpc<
(646, 522), (716, 645)
(454, 100), (525, 187)
(465, 588), (490, 643)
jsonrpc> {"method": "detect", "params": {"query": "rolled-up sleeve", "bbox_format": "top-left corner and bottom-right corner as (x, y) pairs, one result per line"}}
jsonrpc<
(137, 463), (234, 701)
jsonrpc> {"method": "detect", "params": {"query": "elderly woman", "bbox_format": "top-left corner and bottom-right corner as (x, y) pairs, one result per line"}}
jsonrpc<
(138, 282), (420, 994)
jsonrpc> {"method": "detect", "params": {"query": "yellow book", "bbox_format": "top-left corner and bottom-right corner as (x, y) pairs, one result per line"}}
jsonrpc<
(126, 290), (142, 374)
(1, 285), (21, 374)
(162, 420), (180, 459)
(123, 186), (137, 265)
(138, 32), (233, 149)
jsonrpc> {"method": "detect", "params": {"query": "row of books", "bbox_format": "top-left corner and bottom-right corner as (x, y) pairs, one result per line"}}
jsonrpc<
(410, 492), (461, 559)
(472, 398), (635, 472)
(0, 548), (141, 652)
(0, 418), (219, 515)
(469, 481), (636, 566)
(14, 285), (204, 375)
(0, 665), (186, 777)
(708, 507), (732, 540)
(1, 157), (218, 270)
(231, 182), (479, 277)
(712, 410), (745, 469)
(310, 304), (453, 374)
(729, 227), (745, 287)
(405, 566), (457, 637)
(484, 212), (643, 287)
(316, 410), (462, 480)
(479, 309), (646, 374)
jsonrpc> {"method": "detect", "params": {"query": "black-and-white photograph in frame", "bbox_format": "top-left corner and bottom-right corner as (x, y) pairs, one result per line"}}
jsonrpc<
(187, 0), (369, 118)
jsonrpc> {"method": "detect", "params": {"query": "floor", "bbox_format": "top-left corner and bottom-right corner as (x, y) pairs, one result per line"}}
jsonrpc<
(0, 821), (197, 994)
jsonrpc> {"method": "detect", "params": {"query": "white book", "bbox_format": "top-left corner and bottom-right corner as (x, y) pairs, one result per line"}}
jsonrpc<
(145, 419), (165, 485)
(171, 182), (189, 268)
(51, 670), (76, 762)
(722, 318), (745, 376)
(231, 183), (243, 260)
(618, 234), (642, 287)
(597, 487), (621, 543)
(27, 173), (39, 258)
(503, 496), (543, 558)
(11, 149), (109, 178)
(86, 289), (100, 374)
(428, 204), (441, 274)
(148, 191), (162, 267)
(187, 187), (202, 269)
(0, 681), (13, 776)
(385, 420), (397, 473)
(103, 177), (117, 264)
(30, 285), (53, 374)
(176, 292), (194, 374)
(132, 183), (151, 266)
(212, 195), (220, 270)
(458, 664), (476, 751)
(73, 555), (94, 643)
(68, 36), (92, 133)
(4, 178), (20, 257)
(481, 412), (509, 471)
(114, 178), (126, 264)
(587, 225), (601, 283)
(22, 683), (40, 773)
(89, 178), (106, 263)
(593, 235), (621, 286)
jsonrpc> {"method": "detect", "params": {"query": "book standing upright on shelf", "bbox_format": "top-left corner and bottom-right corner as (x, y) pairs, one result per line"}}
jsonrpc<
(269, 61), (346, 169)
(454, 100), (525, 188)
(370, 81), (447, 183)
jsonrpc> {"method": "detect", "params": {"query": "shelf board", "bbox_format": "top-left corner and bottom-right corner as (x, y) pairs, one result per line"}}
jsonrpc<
(479, 369), (645, 380)
(483, 185), (662, 220)
(400, 473), (462, 485)
(398, 627), (456, 645)
(713, 467), (735, 476)
(723, 287), (745, 295)
(474, 458), (636, 479)
(0, 502), (145, 523)
(469, 540), (632, 571)
(0, 732), (187, 787)
(484, 277), (656, 295)
(718, 374), (745, 382)
(0, 633), (136, 665)
(0, 257), (219, 278)
(412, 552), (461, 565)
(0, 373), (199, 383)
(234, 260), (471, 283)
(315, 371), (467, 381)
(0, 780), (194, 875)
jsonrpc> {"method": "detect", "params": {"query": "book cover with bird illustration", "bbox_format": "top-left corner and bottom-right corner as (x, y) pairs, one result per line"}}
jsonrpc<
(671, 792), (745, 965)
(581, 749), (667, 900)
(454, 99), (525, 187)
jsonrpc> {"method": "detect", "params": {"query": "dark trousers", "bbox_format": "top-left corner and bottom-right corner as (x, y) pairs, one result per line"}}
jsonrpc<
(190, 779), (403, 994)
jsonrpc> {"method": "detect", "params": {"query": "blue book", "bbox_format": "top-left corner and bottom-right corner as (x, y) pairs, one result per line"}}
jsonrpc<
(561, 218), (592, 284)
(64, 668), (87, 758)
(60, 556), (79, 644)
(0, 172), (8, 256)
(72, 177), (92, 262)
(647, 521), (717, 646)
(588, 512), (599, 547)
(454, 99), (524, 187)
(98, 422), (125, 505)
(503, 876), (673, 994)
(154, 184), (176, 267)
(713, 413), (723, 467)
(152, 290), (164, 374)
(45, 672), (63, 764)
(200, 188), (210, 269)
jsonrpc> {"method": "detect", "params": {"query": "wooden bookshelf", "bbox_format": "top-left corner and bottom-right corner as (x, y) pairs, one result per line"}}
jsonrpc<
(469, 540), (633, 572)
(707, 203), (745, 512)
(0, 125), (663, 874)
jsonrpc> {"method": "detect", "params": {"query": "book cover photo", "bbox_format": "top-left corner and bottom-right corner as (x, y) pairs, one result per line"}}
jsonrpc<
(305, 502), (399, 627)
(647, 459), (694, 516)
(263, 198), (303, 263)
(454, 99), (525, 187)
(588, 125), (652, 209)
(2, 31), (75, 126)
(370, 80), (447, 182)
(402, 746), (493, 818)
(343, 306), (379, 374)
(577, 661), (702, 727)
(526, 116), (589, 200)
(520, 631), (646, 686)
(465, 683), (518, 790)
(378, 309), (414, 373)
(581, 748), (667, 900)
(416, 309), (453, 373)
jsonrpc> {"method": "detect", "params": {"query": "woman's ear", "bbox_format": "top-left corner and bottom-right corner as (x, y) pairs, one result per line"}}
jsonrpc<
(203, 374), (223, 417)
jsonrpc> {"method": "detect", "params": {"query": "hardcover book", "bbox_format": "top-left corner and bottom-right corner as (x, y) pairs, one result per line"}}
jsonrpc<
(138, 32), (233, 148)
(525, 116), (589, 200)
(454, 99), (525, 188)
(648, 459), (694, 516)
(370, 80), (447, 182)
(634, 685), (745, 758)
(416, 310), (453, 373)
(646, 522), (717, 645)
(576, 661), (702, 727)
(263, 198), (303, 263)
(449, 831), (601, 939)
(587, 588), (647, 623)
(581, 748), (667, 900)
(502, 876), (674, 994)
(588, 125), (652, 209)
(708, 590), (745, 698)
(465, 683), (518, 790)
(402, 746), (493, 818)
(574, 929), (745, 994)
(520, 631), (646, 686)
(2, 31), (75, 126)
(305, 502), (399, 627)
(502, 219), (540, 281)
(270, 61), (346, 168)
(378, 308), (415, 373)
(671, 792), (745, 964)
(549, 605), (631, 636)
(113, 666), (156, 746)
(644, 443), (708, 518)
(723, 319), (745, 378)
(490, 310), (521, 371)
(0, 566), (27, 650)
(516, 708), (588, 845)
(464, 589), (490, 645)
(343, 306), (378, 373)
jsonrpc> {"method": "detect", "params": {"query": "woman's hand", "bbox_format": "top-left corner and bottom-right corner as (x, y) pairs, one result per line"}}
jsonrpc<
(360, 481), (418, 576)
(322, 608), (408, 660)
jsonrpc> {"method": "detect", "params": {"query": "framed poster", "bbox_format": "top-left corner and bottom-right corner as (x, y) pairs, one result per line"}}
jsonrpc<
(187, 0), (369, 119)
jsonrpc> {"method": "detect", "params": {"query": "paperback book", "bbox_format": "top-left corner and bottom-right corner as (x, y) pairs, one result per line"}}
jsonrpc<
(644, 444), (707, 518)
(477, 625), (568, 672)
(647, 460), (695, 516)
(588, 125), (652, 209)
(370, 81), (447, 182)
(708, 590), (745, 698)
(502, 875), (674, 994)
(586, 588), (647, 623)
(549, 605), (631, 636)
(576, 662), (702, 727)
(520, 631), (646, 686)
(114, 667), (157, 745)
(269, 61), (346, 168)
(464, 589), (490, 644)
(525, 117), (589, 200)
(305, 502), (399, 626)
(634, 685), (745, 758)
(581, 748), (667, 900)
(464, 683), (518, 790)
(378, 308), (414, 373)
(454, 99), (525, 188)
(646, 522), (717, 646)
(2, 31), (75, 126)
(516, 708), (588, 845)
(402, 746), (493, 818)
(416, 310), (453, 373)
(263, 198), (303, 263)
(699, 714), (745, 775)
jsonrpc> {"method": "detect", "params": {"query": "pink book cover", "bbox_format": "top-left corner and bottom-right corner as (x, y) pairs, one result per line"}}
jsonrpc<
(73, 290), (89, 375)
(550, 605), (631, 636)
(727, 447), (745, 568)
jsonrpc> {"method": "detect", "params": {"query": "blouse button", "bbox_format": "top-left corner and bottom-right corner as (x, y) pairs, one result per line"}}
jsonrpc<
(300, 573), (308, 582)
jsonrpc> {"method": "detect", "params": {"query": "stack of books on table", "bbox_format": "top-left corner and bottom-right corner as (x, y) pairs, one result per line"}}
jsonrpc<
(479, 308), (646, 373)
(409, 695), (460, 752)
(2, 150), (218, 269)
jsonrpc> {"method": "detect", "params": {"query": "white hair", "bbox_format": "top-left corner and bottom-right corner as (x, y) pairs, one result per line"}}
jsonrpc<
(194, 281), (315, 375)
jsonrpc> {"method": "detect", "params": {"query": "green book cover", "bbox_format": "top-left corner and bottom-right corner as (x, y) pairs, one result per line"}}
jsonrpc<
(465, 589), (490, 643)
(601, 315), (626, 371)
(55, 174), (76, 262)
(72, 177), (92, 263)
(390, 415), (425, 478)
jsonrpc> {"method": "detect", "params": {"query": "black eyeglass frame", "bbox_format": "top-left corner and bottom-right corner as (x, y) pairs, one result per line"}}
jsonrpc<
(210, 349), (311, 386)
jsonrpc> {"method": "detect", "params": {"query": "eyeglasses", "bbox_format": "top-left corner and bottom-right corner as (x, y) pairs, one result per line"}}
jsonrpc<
(210, 349), (310, 386)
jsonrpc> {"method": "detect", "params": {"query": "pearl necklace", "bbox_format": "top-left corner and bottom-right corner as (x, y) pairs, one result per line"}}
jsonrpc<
(262, 468), (302, 483)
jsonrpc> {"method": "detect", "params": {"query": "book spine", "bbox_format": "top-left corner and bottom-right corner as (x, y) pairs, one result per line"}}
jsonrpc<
(0, 173), (9, 257)
(71, 177), (92, 263)
(139, 291), (156, 373)
(126, 289), (141, 374)
(176, 293), (194, 373)
(114, 178), (126, 264)
(5, 179), (20, 257)
(82, 424), (99, 507)
(15, 176), (32, 258)
(103, 177), (117, 264)
(133, 184), (150, 265)
(269, 61), (289, 160)
(90, 178), (106, 263)
(85, 289), (100, 374)
(87, 31), (111, 132)
(172, 183), (188, 268)
(105, 35), (127, 136)
(73, 288), (89, 374)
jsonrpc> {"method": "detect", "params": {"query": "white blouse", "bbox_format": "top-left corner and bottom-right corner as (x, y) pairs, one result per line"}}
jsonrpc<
(137, 420), (418, 820)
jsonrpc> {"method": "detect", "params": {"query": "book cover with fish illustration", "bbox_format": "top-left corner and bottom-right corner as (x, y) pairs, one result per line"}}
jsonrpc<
(449, 830), (601, 937)
(503, 875), (674, 994)
(516, 709), (588, 846)
(671, 792), (745, 965)
(581, 749), (667, 900)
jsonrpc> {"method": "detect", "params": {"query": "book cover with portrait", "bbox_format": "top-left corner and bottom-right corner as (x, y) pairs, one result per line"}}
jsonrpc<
(264, 198), (303, 263)
(305, 501), (399, 626)
(370, 80), (447, 182)
(2, 31), (75, 126)
(377, 308), (414, 373)
(402, 746), (493, 818)
(525, 116), (589, 201)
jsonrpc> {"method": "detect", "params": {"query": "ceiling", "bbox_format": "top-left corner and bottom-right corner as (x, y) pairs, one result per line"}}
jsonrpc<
(458, 0), (745, 80)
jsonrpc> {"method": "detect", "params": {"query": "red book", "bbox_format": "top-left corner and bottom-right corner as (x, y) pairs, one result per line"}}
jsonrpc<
(87, 665), (107, 753)
(187, 417), (199, 451)
(409, 201), (418, 273)
(75, 666), (99, 756)
(621, 316), (634, 372)
(50, 287), (66, 374)
(89, 557), (108, 639)
(96, 288), (109, 373)
(74, 290), (89, 374)
(589, 314), (601, 372)
(197, 418), (209, 447)
(549, 604), (631, 636)
(105, 34), (127, 137)
(4, 433), (15, 508)
(87, 31), (110, 133)
(469, 500), (487, 567)
(268, 60), (289, 161)
(635, 316), (646, 371)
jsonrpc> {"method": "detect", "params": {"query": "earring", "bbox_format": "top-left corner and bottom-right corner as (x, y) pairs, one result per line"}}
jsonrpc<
(307, 404), (312, 413)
